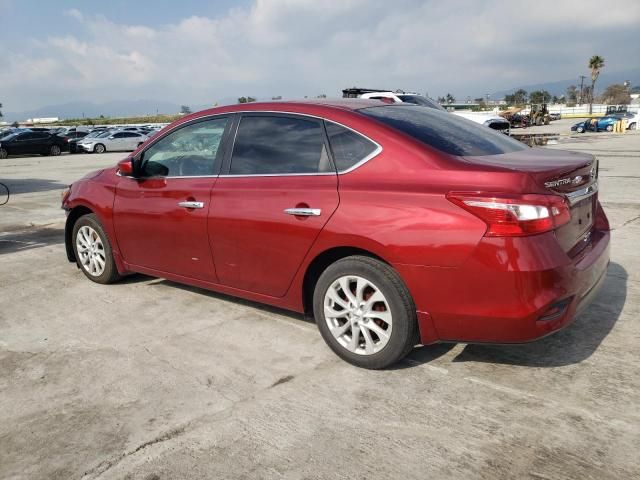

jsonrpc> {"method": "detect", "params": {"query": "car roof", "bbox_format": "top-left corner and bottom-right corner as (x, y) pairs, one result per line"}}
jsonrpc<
(194, 99), (385, 116)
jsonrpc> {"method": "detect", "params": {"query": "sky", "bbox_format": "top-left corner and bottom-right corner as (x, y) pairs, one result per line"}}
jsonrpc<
(1, 0), (639, 113)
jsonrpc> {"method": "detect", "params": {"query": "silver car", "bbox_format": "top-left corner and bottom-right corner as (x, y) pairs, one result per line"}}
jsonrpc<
(77, 131), (148, 154)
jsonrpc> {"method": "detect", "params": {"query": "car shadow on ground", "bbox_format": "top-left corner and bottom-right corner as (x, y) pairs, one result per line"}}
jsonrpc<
(152, 278), (315, 324)
(119, 261), (625, 370)
(0, 226), (64, 255)
(404, 262), (626, 369)
(0, 178), (68, 195)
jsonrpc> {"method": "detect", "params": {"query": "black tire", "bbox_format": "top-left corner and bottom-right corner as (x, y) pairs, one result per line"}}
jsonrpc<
(94, 143), (106, 154)
(72, 214), (122, 284)
(313, 256), (418, 369)
(606, 124), (613, 132)
(49, 145), (62, 156)
(577, 126), (584, 133)
(629, 122), (636, 130)
(0, 148), (8, 159)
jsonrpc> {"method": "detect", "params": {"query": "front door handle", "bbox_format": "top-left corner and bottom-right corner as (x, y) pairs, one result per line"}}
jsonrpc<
(284, 207), (321, 216)
(178, 201), (204, 209)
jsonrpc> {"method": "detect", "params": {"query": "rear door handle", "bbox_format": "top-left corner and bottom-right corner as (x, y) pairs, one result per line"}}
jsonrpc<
(284, 208), (321, 216)
(178, 201), (204, 209)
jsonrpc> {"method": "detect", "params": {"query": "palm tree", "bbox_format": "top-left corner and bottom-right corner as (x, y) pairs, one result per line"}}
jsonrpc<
(588, 55), (605, 114)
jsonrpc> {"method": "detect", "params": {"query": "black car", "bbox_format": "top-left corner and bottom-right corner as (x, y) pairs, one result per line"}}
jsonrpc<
(0, 131), (66, 158)
(57, 131), (89, 152)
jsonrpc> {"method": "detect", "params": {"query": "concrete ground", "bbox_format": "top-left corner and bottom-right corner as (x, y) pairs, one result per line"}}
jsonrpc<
(1, 132), (639, 479)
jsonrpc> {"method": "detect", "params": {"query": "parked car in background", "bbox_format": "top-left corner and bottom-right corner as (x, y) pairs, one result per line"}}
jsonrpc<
(625, 112), (639, 130)
(549, 113), (561, 121)
(0, 130), (66, 158)
(69, 130), (112, 153)
(76, 130), (148, 153)
(62, 100), (609, 368)
(571, 116), (619, 133)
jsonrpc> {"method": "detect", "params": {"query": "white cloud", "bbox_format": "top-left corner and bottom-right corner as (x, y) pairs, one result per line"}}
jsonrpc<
(2, 0), (640, 111)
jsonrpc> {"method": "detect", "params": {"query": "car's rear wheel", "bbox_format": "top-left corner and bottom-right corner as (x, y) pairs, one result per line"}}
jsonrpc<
(0, 148), (7, 159)
(49, 145), (61, 156)
(94, 143), (106, 154)
(72, 214), (122, 284)
(313, 256), (418, 369)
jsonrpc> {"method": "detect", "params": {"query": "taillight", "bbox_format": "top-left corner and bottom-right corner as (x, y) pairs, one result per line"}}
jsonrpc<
(447, 192), (570, 237)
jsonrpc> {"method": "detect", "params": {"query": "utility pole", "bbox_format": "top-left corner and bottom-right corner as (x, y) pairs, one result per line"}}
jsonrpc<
(579, 75), (586, 105)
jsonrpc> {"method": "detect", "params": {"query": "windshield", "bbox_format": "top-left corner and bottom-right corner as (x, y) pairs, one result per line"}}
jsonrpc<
(0, 133), (18, 142)
(397, 95), (447, 112)
(359, 105), (526, 156)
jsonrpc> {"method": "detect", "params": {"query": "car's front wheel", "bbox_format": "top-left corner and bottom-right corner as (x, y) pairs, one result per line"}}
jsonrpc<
(94, 143), (106, 154)
(577, 126), (584, 133)
(72, 214), (122, 284)
(49, 145), (61, 156)
(313, 256), (418, 369)
(606, 124), (614, 132)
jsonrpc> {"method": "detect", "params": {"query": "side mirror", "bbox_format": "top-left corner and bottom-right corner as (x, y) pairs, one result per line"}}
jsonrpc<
(117, 158), (134, 177)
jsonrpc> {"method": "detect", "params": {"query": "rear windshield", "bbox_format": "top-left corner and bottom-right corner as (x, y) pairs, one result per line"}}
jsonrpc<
(359, 105), (526, 156)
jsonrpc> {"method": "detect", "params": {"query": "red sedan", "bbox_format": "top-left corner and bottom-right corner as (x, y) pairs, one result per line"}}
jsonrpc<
(62, 100), (610, 369)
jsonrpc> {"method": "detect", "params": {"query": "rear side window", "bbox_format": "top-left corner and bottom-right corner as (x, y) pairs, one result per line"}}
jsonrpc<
(230, 116), (330, 175)
(325, 122), (378, 172)
(360, 105), (526, 156)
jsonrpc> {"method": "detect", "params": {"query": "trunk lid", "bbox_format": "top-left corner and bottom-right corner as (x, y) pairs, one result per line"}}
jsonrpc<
(460, 148), (598, 253)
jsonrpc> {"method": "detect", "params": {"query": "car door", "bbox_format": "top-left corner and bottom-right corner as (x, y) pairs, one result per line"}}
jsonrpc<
(123, 132), (143, 150)
(113, 116), (232, 282)
(12, 132), (35, 154)
(208, 114), (339, 297)
(108, 132), (127, 150)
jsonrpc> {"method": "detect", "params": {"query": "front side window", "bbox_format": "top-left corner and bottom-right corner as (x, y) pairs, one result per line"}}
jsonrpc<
(325, 121), (378, 172)
(140, 117), (228, 177)
(230, 116), (331, 175)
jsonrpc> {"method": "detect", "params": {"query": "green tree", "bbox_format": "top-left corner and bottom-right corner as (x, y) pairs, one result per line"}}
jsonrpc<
(238, 96), (256, 103)
(0, 102), (3, 118)
(180, 105), (192, 114)
(504, 89), (528, 105)
(588, 55), (605, 114)
(529, 90), (551, 104)
(11, 121), (19, 128)
(601, 84), (631, 105)
(445, 93), (455, 104)
(566, 85), (578, 105)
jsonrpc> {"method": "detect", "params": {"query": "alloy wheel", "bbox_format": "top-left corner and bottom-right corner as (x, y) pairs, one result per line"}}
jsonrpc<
(324, 275), (392, 355)
(76, 226), (106, 276)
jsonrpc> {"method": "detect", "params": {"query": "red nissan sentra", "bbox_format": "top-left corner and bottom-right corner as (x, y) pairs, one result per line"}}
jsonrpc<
(61, 100), (610, 369)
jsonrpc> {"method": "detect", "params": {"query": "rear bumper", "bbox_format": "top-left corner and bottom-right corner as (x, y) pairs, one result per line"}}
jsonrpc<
(398, 228), (610, 345)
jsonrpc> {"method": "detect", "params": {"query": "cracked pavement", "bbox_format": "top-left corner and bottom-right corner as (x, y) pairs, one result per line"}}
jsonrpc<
(1, 131), (639, 479)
